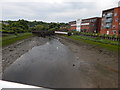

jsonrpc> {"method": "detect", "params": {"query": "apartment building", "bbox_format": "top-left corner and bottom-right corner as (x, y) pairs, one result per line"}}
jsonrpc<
(100, 7), (120, 35)
(68, 21), (76, 31)
(81, 17), (101, 33)
(68, 19), (82, 32)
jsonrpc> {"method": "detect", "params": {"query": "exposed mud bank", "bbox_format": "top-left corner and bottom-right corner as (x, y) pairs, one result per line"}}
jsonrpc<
(1, 35), (118, 88)
(2, 36), (50, 72)
(57, 35), (118, 73)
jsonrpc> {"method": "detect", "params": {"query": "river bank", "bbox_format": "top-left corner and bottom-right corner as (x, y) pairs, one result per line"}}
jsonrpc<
(1, 35), (118, 88)
(2, 36), (50, 72)
(58, 35), (118, 88)
(1, 33), (33, 47)
(58, 35), (118, 72)
(2, 35), (118, 72)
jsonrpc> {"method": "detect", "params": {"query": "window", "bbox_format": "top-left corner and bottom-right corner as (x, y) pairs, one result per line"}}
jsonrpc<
(115, 18), (118, 22)
(114, 13), (117, 16)
(105, 23), (112, 29)
(94, 19), (96, 22)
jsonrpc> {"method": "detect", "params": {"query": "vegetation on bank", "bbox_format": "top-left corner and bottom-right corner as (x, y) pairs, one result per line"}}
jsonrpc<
(1, 33), (33, 47)
(1, 19), (119, 51)
(1, 19), (68, 46)
(68, 31), (119, 41)
(64, 35), (119, 52)
(72, 35), (119, 46)
(2, 20), (68, 34)
(2, 20), (30, 33)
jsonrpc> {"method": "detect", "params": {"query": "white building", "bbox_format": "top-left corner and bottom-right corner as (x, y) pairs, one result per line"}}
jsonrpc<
(76, 19), (82, 32)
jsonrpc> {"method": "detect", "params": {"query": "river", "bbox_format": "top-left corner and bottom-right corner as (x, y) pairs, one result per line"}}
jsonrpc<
(2, 39), (83, 88)
(2, 38), (118, 88)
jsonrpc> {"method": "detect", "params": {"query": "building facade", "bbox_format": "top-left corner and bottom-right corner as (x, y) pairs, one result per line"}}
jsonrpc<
(68, 21), (76, 31)
(76, 19), (82, 32)
(81, 17), (101, 33)
(68, 19), (82, 32)
(100, 7), (120, 35)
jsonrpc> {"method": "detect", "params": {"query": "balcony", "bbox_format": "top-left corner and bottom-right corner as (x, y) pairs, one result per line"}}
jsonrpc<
(105, 18), (112, 23)
(105, 26), (111, 29)
(104, 24), (112, 29)
(105, 13), (113, 18)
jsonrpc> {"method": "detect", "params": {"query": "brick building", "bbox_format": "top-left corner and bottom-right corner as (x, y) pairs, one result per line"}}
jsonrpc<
(100, 7), (120, 35)
(81, 17), (101, 33)
(68, 21), (76, 31)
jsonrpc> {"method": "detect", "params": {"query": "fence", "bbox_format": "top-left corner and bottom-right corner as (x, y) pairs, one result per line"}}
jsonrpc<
(72, 32), (120, 41)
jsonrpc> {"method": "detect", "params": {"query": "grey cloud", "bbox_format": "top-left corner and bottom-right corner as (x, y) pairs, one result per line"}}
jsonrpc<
(2, 1), (119, 22)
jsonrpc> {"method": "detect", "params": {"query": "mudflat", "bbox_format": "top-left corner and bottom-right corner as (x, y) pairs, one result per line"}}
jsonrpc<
(1, 36), (118, 88)
(2, 36), (49, 72)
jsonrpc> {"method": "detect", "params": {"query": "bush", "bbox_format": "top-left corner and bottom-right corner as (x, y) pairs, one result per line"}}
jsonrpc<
(112, 35), (118, 38)
(68, 32), (72, 36)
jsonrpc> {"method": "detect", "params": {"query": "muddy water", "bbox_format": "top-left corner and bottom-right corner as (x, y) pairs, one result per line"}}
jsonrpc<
(2, 39), (81, 88)
(2, 38), (118, 88)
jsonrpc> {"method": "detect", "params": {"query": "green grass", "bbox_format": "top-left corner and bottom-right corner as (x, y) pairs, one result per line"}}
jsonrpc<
(72, 35), (118, 45)
(64, 35), (119, 52)
(1, 33), (33, 47)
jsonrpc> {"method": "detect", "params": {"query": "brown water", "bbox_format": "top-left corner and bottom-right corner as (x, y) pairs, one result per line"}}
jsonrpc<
(2, 38), (118, 88)
(2, 39), (80, 88)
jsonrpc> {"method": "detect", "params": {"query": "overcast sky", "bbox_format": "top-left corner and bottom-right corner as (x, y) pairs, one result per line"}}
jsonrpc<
(1, 0), (119, 22)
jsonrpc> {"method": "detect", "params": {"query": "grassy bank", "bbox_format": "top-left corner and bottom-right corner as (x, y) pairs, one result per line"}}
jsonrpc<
(64, 35), (119, 52)
(1, 33), (33, 47)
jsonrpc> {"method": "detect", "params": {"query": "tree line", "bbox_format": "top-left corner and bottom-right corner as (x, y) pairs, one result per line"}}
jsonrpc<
(1, 19), (69, 34)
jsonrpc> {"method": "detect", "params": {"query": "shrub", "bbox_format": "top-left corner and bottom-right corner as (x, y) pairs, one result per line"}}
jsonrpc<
(68, 32), (72, 36)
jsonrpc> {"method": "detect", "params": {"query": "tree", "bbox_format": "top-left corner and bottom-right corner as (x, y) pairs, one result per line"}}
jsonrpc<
(48, 28), (56, 31)
(35, 25), (44, 31)
(18, 19), (29, 30)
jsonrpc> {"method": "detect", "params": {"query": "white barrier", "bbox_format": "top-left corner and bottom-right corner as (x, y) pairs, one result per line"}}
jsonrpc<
(0, 80), (40, 89)
(55, 31), (68, 35)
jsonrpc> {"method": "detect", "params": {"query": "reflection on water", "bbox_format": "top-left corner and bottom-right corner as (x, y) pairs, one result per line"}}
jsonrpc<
(2, 38), (118, 88)
(2, 39), (79, 88)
